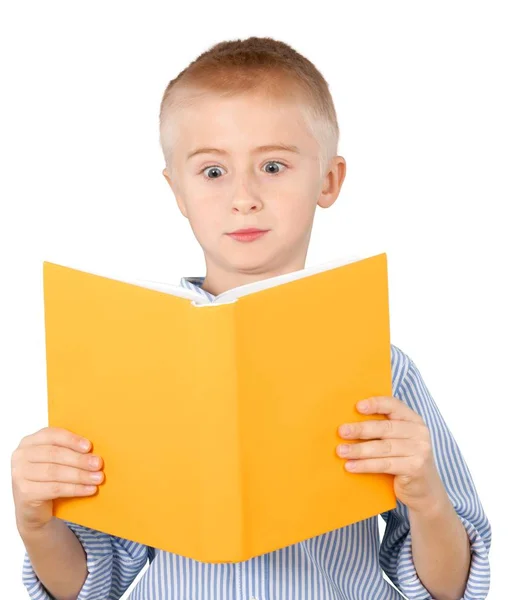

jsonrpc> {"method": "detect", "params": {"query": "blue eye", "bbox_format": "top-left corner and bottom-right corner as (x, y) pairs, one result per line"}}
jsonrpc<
(202, 166), (225, 180)
(263, 161), (287, 175)
(201, 161), (287, 181)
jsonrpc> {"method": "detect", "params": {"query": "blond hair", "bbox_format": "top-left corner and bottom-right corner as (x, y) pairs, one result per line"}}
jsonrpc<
(159, 36), (339, 180)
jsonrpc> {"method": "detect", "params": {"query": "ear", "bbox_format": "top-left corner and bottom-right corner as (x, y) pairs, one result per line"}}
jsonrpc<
(162, 168), (188, 219)
(317, 157), (346, 209)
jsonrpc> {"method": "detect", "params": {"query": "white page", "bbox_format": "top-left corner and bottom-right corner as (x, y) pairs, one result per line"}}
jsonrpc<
(132, 279), (205, 302)
(49, 251), (381, 307)
(46, 261), (206, 303)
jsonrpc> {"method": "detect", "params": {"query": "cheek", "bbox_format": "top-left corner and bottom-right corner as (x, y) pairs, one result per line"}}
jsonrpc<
(273, 196), (316, 229)
(187, 202), (223, 237)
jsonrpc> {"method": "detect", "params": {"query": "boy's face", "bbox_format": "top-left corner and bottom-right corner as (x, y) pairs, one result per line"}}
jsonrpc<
(162, 92), (345, 281)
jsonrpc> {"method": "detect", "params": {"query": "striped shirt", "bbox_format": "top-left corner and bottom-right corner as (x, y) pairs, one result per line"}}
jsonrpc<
(23, 276), (492, 600)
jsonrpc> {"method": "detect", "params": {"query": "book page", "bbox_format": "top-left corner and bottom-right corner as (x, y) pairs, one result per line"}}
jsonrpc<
(47, 251), (382, 306)
(134, 279), (204, 302)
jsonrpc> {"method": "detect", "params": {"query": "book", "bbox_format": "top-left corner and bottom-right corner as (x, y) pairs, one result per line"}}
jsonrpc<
(42, 251), (397, 563)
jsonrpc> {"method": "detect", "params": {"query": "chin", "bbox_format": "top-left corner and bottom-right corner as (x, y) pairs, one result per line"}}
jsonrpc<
(223, 251), (279, 274)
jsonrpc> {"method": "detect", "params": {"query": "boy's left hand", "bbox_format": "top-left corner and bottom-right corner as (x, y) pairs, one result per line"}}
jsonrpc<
(337, 396), (446, 513)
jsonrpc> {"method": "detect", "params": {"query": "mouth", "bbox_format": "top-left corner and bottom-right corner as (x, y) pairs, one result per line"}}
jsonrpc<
(226, 228), (270, 243)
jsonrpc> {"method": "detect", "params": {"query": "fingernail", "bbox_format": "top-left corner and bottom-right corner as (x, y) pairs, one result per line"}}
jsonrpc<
(338, 444), (350, 456)
(341, 425), (351, 436)
(358, 401), (368, 412)
(79, 439), (90, 451)
(90, 472), (103, 482)
(89, 455), (100, 468)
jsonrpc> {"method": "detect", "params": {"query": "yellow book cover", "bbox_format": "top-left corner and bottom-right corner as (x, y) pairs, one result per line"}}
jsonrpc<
(42, 251), (397, 563)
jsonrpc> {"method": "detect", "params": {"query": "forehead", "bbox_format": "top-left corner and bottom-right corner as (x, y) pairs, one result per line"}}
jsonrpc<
(173, 93), (313, 149)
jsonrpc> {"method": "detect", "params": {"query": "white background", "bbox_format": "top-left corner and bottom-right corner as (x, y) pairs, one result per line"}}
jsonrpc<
(1, 1), (508, 598)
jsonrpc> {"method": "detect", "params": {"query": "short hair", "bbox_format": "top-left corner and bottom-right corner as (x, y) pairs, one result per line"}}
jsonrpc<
(159, 36), (339, 180)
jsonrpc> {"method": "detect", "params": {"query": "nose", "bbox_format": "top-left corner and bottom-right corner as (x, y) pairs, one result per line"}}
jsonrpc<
(231, 178), (262, 214)
(232, 197), (262, 214)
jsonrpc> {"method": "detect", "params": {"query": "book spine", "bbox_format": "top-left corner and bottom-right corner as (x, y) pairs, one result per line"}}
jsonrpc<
(191, 302), (244, 562)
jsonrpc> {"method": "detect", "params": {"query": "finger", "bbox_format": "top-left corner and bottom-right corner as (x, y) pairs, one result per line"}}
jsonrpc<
(336, 438), (416, 459)
(339, 419), (428, 441)
(21, 480), (98, 500)
(357, 396), (424, 423)
(24, 445), (103, 471)
(19, 427), (91, 453)
(24, 463), (104, 486)
(344, 456), (414, 475)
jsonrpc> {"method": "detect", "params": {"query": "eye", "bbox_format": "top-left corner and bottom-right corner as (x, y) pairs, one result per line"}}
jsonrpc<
(202, 165), (225, 180)
(200, 161), (288, 181)
(263, 161), (287, 175)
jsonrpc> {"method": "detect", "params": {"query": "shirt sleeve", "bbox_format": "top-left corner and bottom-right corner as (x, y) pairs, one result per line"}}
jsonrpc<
(22, 520), (152, 600)
(379, 347), (492, 599)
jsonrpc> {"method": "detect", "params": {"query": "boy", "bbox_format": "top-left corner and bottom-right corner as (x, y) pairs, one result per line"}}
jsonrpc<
(13, 36), (491, 599)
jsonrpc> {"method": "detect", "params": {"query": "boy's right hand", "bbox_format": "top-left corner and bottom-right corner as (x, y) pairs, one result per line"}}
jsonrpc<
(11, 427), (104, 534)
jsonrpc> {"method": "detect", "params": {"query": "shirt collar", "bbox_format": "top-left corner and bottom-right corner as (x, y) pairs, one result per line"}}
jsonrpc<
(180, 276), (216, 302)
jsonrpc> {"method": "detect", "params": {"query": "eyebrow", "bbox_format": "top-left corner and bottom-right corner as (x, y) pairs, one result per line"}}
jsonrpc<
(186, 143), (301, 161)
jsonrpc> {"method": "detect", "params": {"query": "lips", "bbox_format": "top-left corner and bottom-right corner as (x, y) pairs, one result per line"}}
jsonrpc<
(226, 228), (269, 242)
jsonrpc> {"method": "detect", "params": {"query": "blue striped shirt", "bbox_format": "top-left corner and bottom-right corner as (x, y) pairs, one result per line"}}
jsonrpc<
(23, 275), (492, 599)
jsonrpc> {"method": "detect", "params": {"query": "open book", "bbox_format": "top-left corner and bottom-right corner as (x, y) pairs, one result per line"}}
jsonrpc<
(42, 251), (396, 563)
